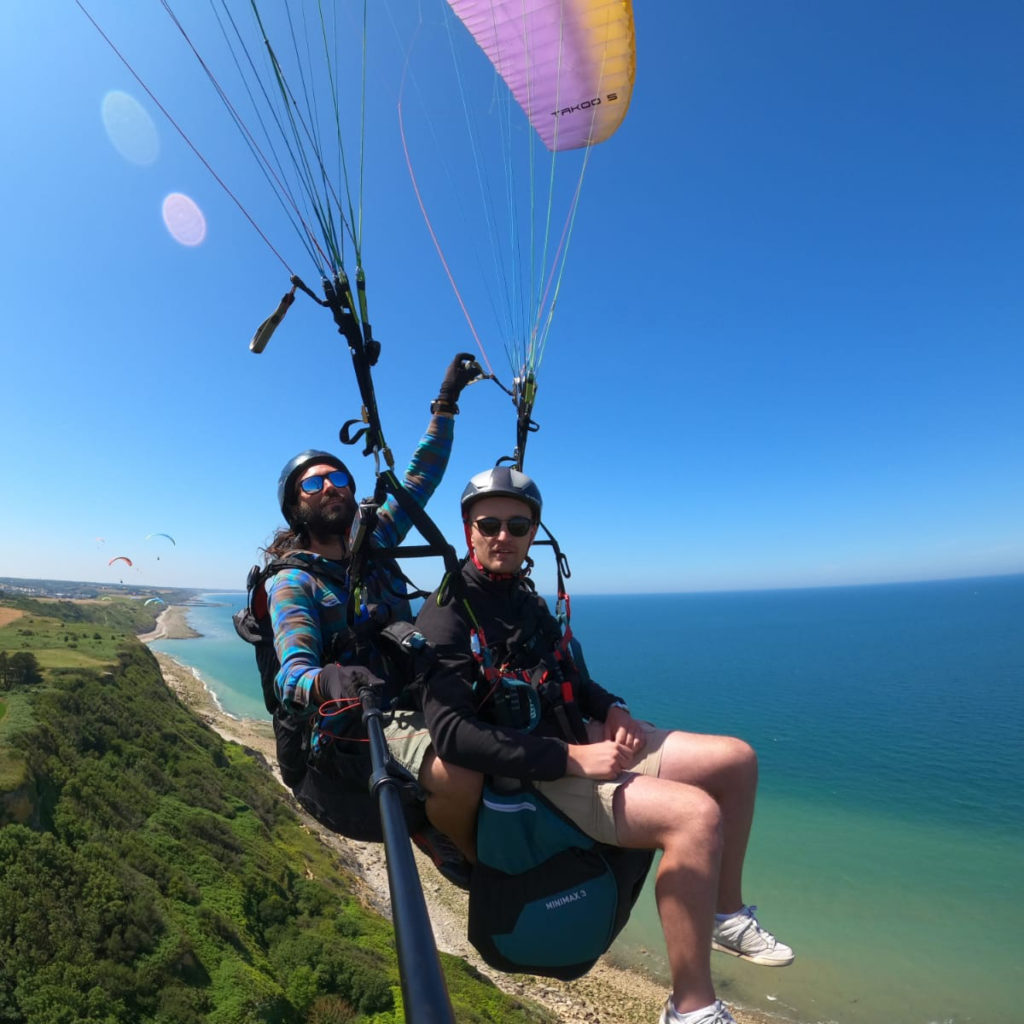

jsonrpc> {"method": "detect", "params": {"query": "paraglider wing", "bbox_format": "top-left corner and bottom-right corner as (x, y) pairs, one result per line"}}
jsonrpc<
(144, 597), (165, 606)
(446, 0), (636, 152)
(146, 532), (176, 545)
(108, 556), (133, 567)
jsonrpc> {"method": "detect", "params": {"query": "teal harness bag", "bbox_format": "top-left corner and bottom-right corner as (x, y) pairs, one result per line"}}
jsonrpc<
(468, 781), (652, 980)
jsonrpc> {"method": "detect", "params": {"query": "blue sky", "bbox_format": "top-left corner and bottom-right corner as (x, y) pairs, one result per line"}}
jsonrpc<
(2, 1), (1022, 595)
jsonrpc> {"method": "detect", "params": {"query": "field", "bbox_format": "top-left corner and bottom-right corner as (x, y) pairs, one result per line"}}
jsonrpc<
(0, 594), (161, 782)
(0, 607), (25, 628)
(0, 595), (159, 793)
(0, 612), (126, 669)
(0, 593), (161, 668)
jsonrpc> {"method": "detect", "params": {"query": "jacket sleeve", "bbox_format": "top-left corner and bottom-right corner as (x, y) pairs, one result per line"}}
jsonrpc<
(374, 414), (454, 549)
(415, 597), (570, 780)
(267, 568), (328, 716)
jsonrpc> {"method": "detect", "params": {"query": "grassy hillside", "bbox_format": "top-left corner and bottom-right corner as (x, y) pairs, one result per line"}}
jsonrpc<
(0, 597), (552, 1024)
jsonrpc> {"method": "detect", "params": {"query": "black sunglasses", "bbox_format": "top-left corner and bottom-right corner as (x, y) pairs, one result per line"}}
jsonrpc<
(471, 515), (534, 538)
(298, 469), (351, 495)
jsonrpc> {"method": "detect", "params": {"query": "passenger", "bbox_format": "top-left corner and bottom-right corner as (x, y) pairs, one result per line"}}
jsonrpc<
(414, 467), (794, 1024)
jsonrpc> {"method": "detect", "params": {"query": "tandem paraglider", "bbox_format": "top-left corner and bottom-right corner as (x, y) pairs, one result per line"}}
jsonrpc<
(79, 2), (670, 1020)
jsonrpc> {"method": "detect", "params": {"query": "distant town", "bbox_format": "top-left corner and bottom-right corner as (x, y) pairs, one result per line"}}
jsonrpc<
(0, 576), (199, 604)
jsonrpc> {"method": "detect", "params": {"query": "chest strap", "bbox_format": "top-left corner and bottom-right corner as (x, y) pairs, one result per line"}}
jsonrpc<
(469, 623), (583, 744)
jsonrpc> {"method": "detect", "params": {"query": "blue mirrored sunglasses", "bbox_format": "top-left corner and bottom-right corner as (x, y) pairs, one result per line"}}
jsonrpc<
(298, 469), (351, 495)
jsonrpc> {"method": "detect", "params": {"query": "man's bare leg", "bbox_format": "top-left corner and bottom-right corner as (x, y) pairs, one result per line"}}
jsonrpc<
(654, 731), (757, 913)
(612, 774), (724, 1013)
(418, 750), (481, 862)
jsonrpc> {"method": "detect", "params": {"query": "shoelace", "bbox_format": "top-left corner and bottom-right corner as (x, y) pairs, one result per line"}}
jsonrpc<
(740, 906), (781, 949)
(719, 905), (776, 950)
(665, 999), (736, 1024)
(708, 1001), (736, 1024)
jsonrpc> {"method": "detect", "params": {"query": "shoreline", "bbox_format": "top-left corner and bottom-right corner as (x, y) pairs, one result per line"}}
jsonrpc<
(141, 608), (772, 1024)
(138, 604), (201, 642)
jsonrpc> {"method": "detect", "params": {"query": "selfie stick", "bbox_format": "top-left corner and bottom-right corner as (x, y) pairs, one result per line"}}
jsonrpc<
(360, 685), (455, 1024)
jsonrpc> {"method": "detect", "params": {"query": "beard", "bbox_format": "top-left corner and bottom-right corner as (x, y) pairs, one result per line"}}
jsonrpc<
(292, 493), (356, 543)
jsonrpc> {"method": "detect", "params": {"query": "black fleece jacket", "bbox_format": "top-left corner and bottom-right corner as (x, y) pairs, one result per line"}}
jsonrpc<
(413, 561), (624, 780)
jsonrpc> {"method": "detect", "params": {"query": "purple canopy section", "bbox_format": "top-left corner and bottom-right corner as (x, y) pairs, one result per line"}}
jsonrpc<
(447, 0), (636, 152)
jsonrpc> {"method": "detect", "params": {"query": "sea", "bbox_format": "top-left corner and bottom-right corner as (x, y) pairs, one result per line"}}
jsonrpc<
(149, 573), (1024, 1024)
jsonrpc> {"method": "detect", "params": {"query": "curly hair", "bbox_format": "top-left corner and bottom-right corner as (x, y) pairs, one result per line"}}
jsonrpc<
(262, 526), (307, 564)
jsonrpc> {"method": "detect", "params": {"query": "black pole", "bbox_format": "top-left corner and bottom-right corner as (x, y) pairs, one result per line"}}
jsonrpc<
(361, 689), (455, 1024)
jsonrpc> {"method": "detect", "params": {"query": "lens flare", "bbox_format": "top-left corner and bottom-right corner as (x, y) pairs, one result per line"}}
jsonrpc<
(101, 90), (159, 166)
(161, 192), (207, 247)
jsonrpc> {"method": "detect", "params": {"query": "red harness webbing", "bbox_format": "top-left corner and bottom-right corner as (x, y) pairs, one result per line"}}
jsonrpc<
(469, 584), (579, 718)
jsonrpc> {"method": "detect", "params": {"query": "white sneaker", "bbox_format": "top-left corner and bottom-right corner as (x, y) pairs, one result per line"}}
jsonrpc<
(659, 998), (736, 1024)
(711, 905), (794, 966)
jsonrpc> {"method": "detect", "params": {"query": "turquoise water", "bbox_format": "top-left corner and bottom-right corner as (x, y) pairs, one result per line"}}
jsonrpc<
(150, 593), (268, 721)
(151, 575), (1024, 1024)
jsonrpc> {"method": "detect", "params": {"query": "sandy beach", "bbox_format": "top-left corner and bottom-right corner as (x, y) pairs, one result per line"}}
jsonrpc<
(138, 604), (201, 643)
(143, 606), (771, 1024)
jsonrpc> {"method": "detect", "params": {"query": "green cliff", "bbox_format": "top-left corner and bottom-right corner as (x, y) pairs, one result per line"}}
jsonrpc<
(0, 596), (551, 1024)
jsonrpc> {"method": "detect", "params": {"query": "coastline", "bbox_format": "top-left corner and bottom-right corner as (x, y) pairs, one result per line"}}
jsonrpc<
(141, 606), (771, 1024)
(138, 604), (201, 642)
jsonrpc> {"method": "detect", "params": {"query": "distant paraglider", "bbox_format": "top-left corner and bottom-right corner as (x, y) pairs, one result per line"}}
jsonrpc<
(144, 597), (165, 606)
(146, 532), (175, 559)
(108, 554), (133, 585)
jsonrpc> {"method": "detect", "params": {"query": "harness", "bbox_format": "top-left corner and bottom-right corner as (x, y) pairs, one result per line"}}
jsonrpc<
(467, 576), (588, 745)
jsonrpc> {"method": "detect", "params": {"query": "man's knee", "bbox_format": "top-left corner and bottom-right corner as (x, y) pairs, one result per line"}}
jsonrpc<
(445, 760), (484, 803)
(723, 736), (758, 783)
(674, 787), (724, 856)
(420, 751), (483, 802)
(681, 731), (758, 788)
(616, 778), (723, 854)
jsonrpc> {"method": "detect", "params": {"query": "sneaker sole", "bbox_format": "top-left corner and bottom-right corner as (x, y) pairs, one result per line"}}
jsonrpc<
(711, 940), (794, 967)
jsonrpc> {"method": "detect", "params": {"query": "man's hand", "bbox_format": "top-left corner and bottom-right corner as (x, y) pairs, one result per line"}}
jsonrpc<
(314, 663), (386, 705)
(565, 739), (632, 780)
(603, 705), (646, 759)
(433, 352), (483, 413)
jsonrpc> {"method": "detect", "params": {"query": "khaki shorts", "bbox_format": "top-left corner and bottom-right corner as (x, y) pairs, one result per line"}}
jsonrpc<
(533, 723), (669, 846)
(383, 709), (435, 783)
